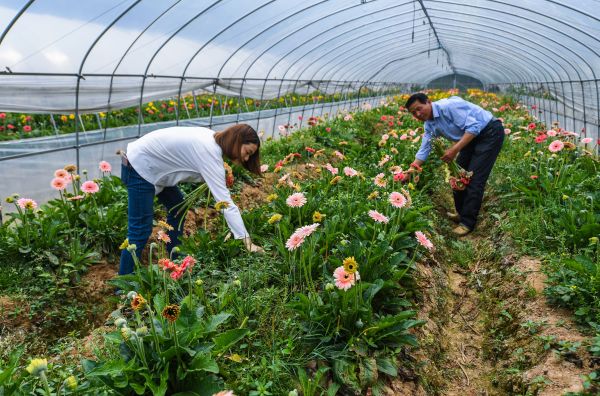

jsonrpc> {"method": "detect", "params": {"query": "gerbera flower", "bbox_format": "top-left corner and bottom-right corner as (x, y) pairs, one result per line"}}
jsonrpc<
(180, 255), (196, 272)
(266, 193), (278, 203)
(379, 154), (392, 166)
(285, 233), (305, 251)
(581, 137), (593, 144)
(415, 231), (434, 251)
(157, 230), (171, 243)
(373, 173), (387, 187)
(215, 201), (230, 211)
(295, 223), (319, 238)
(548, 140), (564, 153)
(213, 391), (235, 396)
(546, 130), (557, 137)
(268, 213), (282, 224)
(343, 257), (358, 274)
(260, 164), (269, 173)
(64, 164), (77, 172)
(333, 150), (345, 160)
(119, 238), (129, 250)
(389, 191), (407, 208)
(286, 192), (307, 208)
(99, 161), (112, 172)
(368, 210), (389, 224)
(26, 358), (48, 377)
(159, 258), (177, 271)
(81, 180), (99, 194)
(333, 266), (357, 291)
(344, 166), (358, 177)
(54, 169), (69, 179)
(158, 220), (174, 231)
(51, 177), (67, 191)
(325, 163), (338, 175)
(312, 211), (325, 223)
(162, 304), (180, 322)
(330, 176), (341, 185)
(534, 134), (548, 143)
(367, 191), (379, 200)
(131, 294), (147, 311)
(17, 198), (37, 210)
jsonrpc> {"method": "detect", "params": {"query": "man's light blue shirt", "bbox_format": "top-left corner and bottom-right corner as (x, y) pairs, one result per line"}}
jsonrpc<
(415, 96), (493, 161)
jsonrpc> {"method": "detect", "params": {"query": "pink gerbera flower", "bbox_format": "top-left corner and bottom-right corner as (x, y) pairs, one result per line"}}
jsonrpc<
(504, 128), (511, 135)
(157, 230), (171, 244)
(325, 163), (338, 175)
(295, 223), (320, 238)
(389, 191), (407, 208)
(373, 173), (387, 187)
(546, 130), (557, 137)
(333, 150), (345, 160)
(17, 198), (37, 210)
(286, 192), (307, 208)
(285, 232), (305, 251)
(81, 180), (100, 194)
(581, 137), (592, 144)
(368, 210), (389, 224)
(260, 164), (269, 173)
(99, 161), (112, 172)
(343, 167), (358, 177)
(180, 255), (197, 272)
(378, 155), (391, 167)
(54, 169), (70, 179)
(548, 140), (564, 153)
(415, 231), (434, 251)
(333, 266), (357, 291)
(51, 177), (67, 191)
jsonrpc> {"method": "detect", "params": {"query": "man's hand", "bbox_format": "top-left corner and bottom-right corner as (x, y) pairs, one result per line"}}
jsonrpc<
(441, 147), (459, 163)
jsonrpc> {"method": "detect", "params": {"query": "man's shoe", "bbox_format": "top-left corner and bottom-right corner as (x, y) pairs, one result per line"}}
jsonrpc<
(446, 211), (461, 223)
(452, 224), (471, 236)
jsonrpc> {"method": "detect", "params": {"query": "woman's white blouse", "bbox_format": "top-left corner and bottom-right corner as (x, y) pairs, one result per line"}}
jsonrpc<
(127, 127), (249, 239)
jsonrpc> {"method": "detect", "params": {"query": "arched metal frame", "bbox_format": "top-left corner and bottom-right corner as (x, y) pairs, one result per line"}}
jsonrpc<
(0, 0), (598, 166)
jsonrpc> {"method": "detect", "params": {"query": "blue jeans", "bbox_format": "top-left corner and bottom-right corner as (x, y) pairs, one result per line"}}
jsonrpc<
(119, 162), (185, 275)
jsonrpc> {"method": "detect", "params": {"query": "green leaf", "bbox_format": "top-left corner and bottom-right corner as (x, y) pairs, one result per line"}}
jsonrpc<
(358, 357), (378, 386)
(154, 293), (166, 312)
(86, 360), (129, 377)
(376, 357), (397, 377)
(213, 328), (249, 353)
(189, 353), (219, 374)
(204, 313), (231, 332)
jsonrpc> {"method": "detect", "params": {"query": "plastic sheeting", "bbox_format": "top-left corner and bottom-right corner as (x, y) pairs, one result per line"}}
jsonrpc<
(0, 95), (384, 210)
(0, 0), (598, 112)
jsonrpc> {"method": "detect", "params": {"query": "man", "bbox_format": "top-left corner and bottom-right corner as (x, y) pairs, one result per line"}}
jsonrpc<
(405, 93), (504, 236)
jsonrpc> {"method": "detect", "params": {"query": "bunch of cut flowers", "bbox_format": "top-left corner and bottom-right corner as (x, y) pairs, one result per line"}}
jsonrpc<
(432, 138), (473, 191)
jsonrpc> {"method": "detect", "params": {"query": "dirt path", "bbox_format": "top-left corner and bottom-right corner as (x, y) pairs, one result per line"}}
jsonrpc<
(443, 267), (493, 395)
(412, 208), (593, 395)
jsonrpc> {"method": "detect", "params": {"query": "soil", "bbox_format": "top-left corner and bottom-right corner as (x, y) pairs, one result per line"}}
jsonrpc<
(410, 191), (594, 395)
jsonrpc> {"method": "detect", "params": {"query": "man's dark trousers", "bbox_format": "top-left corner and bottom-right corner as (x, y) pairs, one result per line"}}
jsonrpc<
(453, 119), (504, 230)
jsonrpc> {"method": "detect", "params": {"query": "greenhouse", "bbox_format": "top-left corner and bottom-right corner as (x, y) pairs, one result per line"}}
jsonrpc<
(0, 0), (598, 395)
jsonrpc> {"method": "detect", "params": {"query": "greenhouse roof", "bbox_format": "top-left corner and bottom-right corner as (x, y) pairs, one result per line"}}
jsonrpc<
(0, 0), (599, 112)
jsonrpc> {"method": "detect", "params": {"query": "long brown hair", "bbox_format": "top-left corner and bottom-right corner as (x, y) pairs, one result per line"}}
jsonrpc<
(214, 124), (261, 175)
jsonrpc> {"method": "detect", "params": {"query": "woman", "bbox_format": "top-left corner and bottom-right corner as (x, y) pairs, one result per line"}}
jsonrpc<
(119, 123), (263, 275)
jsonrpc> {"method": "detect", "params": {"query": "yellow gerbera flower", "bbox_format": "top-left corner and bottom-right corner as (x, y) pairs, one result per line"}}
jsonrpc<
(266, 193), (278, 203)
(312, 211), (325, 223)
(119, 238), (129, 250)
(268, 213), (283, 224)
(343, 257), (358, 274)
(215, 201), (230, 211)
(26, 358), (48, 377)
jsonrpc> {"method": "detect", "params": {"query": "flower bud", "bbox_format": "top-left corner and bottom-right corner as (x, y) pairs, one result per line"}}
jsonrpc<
(114, 318), (127, 328)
